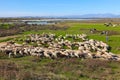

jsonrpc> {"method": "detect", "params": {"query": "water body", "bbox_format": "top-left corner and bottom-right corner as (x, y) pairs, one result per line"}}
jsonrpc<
(0, 19), (98, 25)
(23, 19), (99, 25)
(27, 21), (55, 25)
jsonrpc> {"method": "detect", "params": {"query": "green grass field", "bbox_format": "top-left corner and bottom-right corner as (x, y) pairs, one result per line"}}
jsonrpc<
(22, 23), (120, 54)
(1, 22), (120, 80)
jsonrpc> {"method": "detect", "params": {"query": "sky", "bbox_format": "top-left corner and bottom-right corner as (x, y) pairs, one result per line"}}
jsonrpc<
(0, 0), (120, 17)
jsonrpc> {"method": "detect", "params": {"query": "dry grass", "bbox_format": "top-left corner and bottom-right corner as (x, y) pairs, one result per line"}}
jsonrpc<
(1, 58), (120, 80)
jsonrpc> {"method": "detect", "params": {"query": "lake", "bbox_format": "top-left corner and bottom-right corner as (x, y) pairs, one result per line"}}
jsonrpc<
(27, 21), (55, 25)
(22, 18), (99, 25)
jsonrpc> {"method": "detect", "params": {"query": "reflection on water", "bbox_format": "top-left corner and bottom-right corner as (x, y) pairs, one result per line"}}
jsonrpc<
(27, 21), (55, 25)
(24, 19), (97, 25)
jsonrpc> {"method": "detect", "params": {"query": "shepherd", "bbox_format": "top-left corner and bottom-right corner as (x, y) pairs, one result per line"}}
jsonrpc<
(106, 31), (109, 42)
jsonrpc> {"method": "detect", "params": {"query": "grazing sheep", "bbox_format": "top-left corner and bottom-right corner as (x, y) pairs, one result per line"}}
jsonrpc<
(0, 33), (119, 61)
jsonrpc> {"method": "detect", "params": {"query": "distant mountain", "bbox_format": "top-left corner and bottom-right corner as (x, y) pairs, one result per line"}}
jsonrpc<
(38, 14), (120, 18)
(1, 14), (120, 18)
(60, 14), (120, 18)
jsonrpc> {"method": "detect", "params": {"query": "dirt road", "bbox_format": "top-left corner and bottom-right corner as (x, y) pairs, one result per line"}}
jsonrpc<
(0, 35), (21, 47)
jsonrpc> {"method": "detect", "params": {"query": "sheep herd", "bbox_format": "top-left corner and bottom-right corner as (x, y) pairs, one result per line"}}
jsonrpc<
(0, 33), (120, 61)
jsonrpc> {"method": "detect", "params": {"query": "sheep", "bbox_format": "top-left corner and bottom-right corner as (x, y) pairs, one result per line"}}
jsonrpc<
(73, 50), (83, 58)
(78, 46), (85, 50)
(0, 33), (119, 61)
(43, 50), (51, 58)
(4, 49), (14, 58)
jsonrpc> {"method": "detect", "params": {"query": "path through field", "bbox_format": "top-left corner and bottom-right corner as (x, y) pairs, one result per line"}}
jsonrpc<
(0, 35), (21, 47)
(0, 35), (20, 40)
